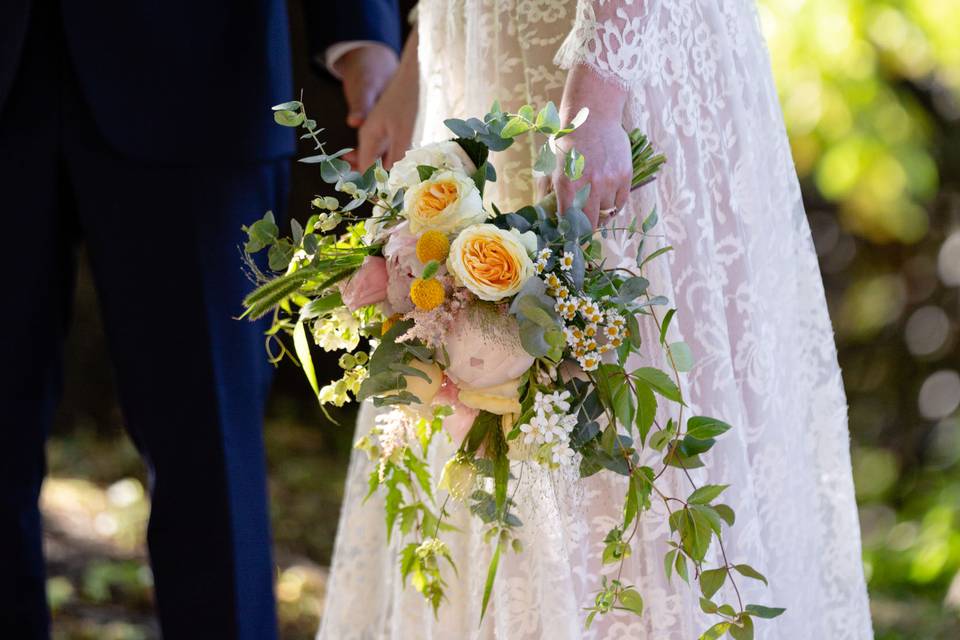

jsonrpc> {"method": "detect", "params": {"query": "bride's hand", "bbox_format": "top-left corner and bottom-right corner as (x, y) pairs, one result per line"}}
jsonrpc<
(552, 65), (631, 228)
(346, 32), (419, 170)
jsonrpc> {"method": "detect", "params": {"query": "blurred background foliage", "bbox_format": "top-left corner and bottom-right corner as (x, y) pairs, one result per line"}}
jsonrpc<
(41, 1), (959, 638)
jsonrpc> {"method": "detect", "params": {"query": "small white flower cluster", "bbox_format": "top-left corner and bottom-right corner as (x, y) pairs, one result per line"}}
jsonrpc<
(534, 248), (552, 275)
(541, 273), (628, 372)
(518, 390), (578, 468)
(313, 308), (361, 352)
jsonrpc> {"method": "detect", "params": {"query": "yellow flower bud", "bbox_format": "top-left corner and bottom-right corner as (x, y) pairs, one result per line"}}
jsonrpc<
(410, 277), (445, 311)
(382, 314), (401, 335)
(416, 230), (451, 263)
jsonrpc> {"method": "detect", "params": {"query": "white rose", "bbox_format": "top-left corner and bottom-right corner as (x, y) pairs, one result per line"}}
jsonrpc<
(387, 140), (477, 194)
(403, 170), (486, 235)
(447, 224), (535, 301)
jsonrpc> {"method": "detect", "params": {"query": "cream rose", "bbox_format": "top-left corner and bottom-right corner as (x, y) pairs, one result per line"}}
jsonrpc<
(447, 224), (536, 301)
(403, 170), (486, 235)
(387, 140), (477, 194)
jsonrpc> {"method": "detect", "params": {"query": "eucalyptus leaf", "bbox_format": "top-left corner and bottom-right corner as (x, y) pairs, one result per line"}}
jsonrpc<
(533, 142), (556, 174)
(273, 109), (304, 127)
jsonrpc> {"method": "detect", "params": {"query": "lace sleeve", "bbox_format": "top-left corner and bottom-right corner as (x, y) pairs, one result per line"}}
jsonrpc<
(555, 0), (646, 88)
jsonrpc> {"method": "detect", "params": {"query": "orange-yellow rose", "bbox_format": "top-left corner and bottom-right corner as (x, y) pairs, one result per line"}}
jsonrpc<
(403, 170), (485, 234)
(447, 224), (536, 301)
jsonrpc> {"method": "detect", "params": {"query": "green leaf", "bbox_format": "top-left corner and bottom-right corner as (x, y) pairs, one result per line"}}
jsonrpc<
(669, 341), (694, 372)
(658, 308), (676, 344)
(699, 567), (727, 599)
(699, 622), (731, 640)
(686, 416), (733, 439)
(632, 367), (683, 403)
(500, 116), (531, 138)
(639, 245), (674, 269)
(535, 101), (562, 134)
(299, 293), (343, 319)
(729, 616), (754, 640)
(273, 109), (304, 127)
(612, 382), (635, 432)
(733, 564), (769, 586)
(699, 597), (719, 614)
(421, 259), (439, 279)
(641, 207), (659, 233)
(293, 320), (319, 398)
(688, 484), (729, 505)
(615, 276), (649, 303)
(674, 551), (689, 583)
(745, 604), (786, 619)
(714, 504), (736, 527)
(272, 100), (303, 111)
(564, 148), (585, 180)
(618, 588), (644, 616)
(417, 165), (439, 181)
(664, 549), (677, 580)
(635, 383), (657, 446)
(479, 541), (502, 622)
(444, 118), (476, 138)
(533, 141), (556, 173)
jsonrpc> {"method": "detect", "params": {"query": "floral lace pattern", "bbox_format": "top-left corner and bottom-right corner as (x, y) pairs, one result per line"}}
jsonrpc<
(318, 1), (873, 638)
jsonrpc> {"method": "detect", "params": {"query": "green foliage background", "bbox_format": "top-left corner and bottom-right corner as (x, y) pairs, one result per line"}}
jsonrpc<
(41, 1), (960, 638)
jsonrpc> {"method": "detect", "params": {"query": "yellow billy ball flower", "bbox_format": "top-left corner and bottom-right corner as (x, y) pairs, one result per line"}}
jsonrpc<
(410, 277), (446, 311)
(416, 230), (450, 263)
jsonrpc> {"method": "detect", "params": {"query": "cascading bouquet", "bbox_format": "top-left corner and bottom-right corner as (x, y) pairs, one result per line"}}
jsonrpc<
(244, 99), (784, 638)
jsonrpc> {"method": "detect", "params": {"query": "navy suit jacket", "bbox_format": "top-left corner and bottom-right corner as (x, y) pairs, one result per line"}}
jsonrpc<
(0, 0), (402, 164)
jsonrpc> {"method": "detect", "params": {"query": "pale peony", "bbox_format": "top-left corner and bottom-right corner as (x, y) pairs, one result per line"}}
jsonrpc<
(403, 170), (486, 235)
(458, 378), (523, 415)
(447, 224), (536, 301)
(339, 256), (388, 311)
(387, 140), (477, 195)
(399, 359), (443, 405)
(445, 302), (534, 390)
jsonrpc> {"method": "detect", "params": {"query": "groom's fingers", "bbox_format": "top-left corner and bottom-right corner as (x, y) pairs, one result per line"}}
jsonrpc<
(355, 126), (390, 169)
(343, 83), (377, 128)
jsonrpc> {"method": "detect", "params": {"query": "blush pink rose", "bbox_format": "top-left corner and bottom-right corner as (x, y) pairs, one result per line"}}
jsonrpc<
(382, 222), (421, 314)
(340, 256), (388, 311)
(434, 377), (479, 445)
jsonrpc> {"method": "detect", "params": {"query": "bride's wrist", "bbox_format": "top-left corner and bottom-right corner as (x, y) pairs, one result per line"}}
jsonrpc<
(559, 63), (628, 124)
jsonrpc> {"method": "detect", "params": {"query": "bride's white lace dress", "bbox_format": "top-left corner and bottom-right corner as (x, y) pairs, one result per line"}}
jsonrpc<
(318, 1), (873, 638)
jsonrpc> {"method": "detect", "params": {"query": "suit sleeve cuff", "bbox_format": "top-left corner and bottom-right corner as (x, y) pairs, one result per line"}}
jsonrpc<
(323, 41), (398, 80)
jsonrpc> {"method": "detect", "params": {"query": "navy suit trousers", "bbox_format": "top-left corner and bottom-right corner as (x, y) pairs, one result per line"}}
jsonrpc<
(0, 5), (287, 638)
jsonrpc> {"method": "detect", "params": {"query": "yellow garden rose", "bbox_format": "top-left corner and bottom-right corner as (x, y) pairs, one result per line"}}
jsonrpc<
(447, 224), (536, 301)
(403, 170), (486, 235)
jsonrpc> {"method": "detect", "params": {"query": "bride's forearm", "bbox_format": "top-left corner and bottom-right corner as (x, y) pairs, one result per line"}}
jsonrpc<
(559, 64), (628, 123)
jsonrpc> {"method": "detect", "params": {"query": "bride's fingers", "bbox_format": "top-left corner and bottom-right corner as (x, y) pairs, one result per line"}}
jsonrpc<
(614, 184), (630, 212)
(553, 172), (578, 216)
(535, 175), (551, 201)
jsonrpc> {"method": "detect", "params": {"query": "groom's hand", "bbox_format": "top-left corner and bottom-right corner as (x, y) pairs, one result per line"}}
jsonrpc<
(334, 45), (399, 128)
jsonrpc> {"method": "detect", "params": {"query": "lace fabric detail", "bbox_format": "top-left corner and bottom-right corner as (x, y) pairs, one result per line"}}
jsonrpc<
(555, 0), (647, 88)
(318, 2), (873, 639)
